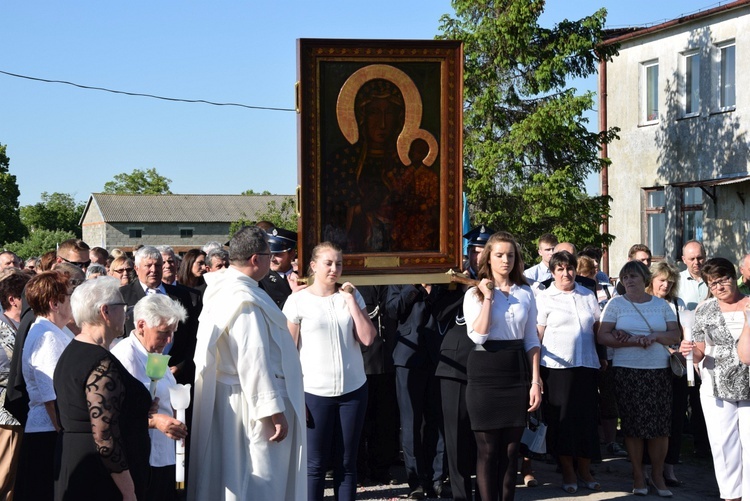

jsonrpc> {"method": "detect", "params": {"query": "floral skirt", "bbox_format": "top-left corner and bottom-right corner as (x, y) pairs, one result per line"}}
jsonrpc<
(614, 367), (672, 439)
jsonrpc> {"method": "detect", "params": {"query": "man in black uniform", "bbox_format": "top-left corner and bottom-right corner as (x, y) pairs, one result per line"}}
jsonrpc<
(258, 227), (304, 309)
(435, 225), (494, 501)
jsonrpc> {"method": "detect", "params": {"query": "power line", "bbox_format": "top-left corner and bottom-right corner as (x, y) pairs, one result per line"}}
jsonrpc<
(0, 69), (296, 112)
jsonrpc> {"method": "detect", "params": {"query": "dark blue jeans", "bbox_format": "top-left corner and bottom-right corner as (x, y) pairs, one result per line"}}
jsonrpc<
(306, 383), (368, 501)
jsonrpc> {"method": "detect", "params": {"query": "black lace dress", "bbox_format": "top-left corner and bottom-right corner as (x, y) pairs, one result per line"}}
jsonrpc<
(53, 340), (151, 500)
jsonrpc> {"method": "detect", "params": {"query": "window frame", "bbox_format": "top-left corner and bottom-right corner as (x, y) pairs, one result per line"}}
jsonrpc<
(128, 228), (143, 239)
(680, 187), (704, 249)
(682, 50), (700, 117)
(179, 228), (194, 239)
(642, 187), (666, 259)
(641, 60), (660, 125)
(718, 41), (736, 110)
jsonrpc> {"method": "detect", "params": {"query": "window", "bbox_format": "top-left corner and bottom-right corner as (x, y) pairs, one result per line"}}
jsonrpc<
(720, 44), (735, 108)
(682, 187), (703, 244)
(642, 61), (659, 123)
(644, 188), (665, 257)
(180, 228), (194, 238)
(128, 228), (143, 238)
(684, 52), (700, 115)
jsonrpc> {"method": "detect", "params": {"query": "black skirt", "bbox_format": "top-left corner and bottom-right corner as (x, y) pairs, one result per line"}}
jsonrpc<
(466, 340), (529, 430)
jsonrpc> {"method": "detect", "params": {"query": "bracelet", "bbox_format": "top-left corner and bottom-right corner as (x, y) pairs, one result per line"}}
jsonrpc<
(483, 297), (492, 302)
(531, 381), (543, 393)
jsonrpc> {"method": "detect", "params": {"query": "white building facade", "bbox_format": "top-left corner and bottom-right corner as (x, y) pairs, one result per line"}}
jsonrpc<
(601, 0), (750, 273)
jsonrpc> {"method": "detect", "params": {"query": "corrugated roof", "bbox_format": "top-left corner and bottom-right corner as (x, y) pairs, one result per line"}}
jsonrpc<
(84, 193), (294, 223)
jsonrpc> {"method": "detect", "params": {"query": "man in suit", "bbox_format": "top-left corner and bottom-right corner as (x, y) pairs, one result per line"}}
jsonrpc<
(258, 227), (305, 309)
(120, 246), (199, 385)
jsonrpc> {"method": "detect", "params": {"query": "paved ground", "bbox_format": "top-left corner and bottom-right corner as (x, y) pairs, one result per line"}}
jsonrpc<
(327, 443), (720, 500)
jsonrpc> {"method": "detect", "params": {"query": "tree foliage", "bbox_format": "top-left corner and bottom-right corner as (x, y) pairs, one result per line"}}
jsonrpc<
(229, 196), (297, 238)
(103, 168), (172, 194)
(438, 0), (619, 263)
(0, 144), (27, 246)
(21, 192), (85, 238)
(4, 229), (76, 260)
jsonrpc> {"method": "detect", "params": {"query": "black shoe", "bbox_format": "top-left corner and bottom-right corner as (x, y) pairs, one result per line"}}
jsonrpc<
(408, 485), (426, 499)
(664, 476), (683, 487)
(433, 481), (452, 498)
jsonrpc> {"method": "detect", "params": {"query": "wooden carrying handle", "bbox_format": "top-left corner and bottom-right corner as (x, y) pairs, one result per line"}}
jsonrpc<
(445, 269), (493, 290)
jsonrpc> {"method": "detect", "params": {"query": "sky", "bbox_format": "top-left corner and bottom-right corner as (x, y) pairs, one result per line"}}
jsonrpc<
(1, 0), (730, 207)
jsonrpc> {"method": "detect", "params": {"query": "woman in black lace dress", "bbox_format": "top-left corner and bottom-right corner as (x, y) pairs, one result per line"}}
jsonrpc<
(54, 277), (152, 501)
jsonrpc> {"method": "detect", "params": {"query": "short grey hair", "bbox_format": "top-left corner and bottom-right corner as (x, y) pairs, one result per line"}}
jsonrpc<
(207, 248), (229, 264)
(71, 276), (123, 327)
(133, 294), (187, 329)
(202, 241), (224, 254)
(229, 226), (268, 264)
(155, 245), (175, 258)
(86, 264), (108, 279)
(134, 246), (163, 266)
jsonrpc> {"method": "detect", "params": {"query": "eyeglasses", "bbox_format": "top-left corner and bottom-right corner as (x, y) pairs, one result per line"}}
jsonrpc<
(112, 268), (134, 275)
(708, 277), (733, 291)
(253, 252), (271, 258)
(60, 256), (91, 269)
(106, 302), (129, 313)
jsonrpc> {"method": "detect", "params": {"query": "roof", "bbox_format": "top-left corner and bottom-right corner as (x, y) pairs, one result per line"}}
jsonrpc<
(81, 193), (294, 224)
(601, 0), (750, 45)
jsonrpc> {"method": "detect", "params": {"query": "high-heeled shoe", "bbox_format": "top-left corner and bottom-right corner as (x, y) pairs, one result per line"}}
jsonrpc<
(632, 486), (648, 496)
(562, 483), (578, 494)
(649, 479), (673, 497)
(578, 478), (601, 491)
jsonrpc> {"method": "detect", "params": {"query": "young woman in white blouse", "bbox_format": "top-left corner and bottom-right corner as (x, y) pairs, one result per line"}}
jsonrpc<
(463, 231), (541, 501)
(283, 242), (376, 501)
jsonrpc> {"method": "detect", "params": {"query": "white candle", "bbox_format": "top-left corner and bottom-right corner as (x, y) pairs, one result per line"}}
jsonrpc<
(169, 384), (191, 486)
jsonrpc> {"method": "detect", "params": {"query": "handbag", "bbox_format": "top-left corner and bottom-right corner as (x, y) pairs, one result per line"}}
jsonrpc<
(520, 411), (547, 455)
(624, 296), (684, 377)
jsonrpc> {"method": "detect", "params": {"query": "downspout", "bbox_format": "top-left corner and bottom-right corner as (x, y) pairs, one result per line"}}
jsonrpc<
(598, 57), (610, 276)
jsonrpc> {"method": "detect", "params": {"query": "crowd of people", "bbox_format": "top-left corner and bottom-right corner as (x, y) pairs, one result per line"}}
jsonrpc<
(0, 226), (748, 501)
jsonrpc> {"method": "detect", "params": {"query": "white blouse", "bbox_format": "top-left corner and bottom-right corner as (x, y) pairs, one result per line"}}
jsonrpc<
(22, 317), (74, 433)
(463, 284), (540, 352)
(536, 283), (601, 369)
(282, 289), (367, 397)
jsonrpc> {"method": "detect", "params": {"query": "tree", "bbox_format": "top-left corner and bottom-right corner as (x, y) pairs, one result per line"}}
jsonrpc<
(5, 229), (76, 260)
(103, 168), (172, 194)
(438, 0), (619, 263)
(21, 192), (85, 238)
(229, 196), (297, 238)
(0, 143), (27, 246)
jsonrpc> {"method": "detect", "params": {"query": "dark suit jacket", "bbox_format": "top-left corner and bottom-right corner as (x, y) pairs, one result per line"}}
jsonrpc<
(258, 271), (292, 310)
(386, 284), (465, 370)
(120, 281), (201, 385)
(434, 287), (474, 382)
(358, 285), (396, 375)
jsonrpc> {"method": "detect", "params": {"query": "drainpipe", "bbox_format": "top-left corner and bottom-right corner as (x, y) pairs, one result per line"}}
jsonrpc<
(599, 57), (610, 276)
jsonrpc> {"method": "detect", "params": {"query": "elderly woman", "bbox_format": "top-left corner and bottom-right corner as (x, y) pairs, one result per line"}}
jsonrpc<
(0, 269), (31, 499)
(15, 270), (76, 500)
(109, 256), (135, 287)
(111, 294), (188, 501)
(54, 277), (152, 501)
(597, 261), (680, 497)
(536, 251), (601, 493)
(646, 262), (686, 487)
(680, 258), (750, 501)
(463, 231), (541, 501)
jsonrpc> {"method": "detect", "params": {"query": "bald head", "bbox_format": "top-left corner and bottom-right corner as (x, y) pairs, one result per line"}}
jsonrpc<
(739, 254), (750, 283)
(554, 242), (577, 255)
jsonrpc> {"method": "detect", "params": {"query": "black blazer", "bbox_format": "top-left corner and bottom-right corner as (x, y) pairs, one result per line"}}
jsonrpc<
(386, 284), (465, 370)
(434, 287), (473, 382)
(120, 281), (201, 385)
(258, 271), (293, 310)
(358, 285), (396, 375)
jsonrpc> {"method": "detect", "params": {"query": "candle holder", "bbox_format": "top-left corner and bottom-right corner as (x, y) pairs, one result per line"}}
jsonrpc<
(169, 383), (191, 489)
(145, 353), (171, 398)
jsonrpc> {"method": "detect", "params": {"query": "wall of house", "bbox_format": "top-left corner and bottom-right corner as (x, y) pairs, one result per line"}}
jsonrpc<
(605, 7), (750, 273)
(102, 222), (231, 250)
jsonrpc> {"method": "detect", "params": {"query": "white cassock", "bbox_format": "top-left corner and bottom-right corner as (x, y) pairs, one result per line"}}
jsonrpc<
(187, 266), (306, 501)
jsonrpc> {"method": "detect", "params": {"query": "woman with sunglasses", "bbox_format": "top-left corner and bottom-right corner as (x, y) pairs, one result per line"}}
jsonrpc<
(680, 257), (750, 501)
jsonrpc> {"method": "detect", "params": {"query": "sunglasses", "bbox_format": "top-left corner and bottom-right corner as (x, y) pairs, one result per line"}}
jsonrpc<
(60, 256), (91, 269)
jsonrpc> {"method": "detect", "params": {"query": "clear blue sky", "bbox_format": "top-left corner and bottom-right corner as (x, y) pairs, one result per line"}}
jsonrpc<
(1, 1), (726, 206)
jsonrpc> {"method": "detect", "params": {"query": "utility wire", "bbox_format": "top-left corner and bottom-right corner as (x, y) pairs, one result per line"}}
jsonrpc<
(0, 69), (296, 112)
